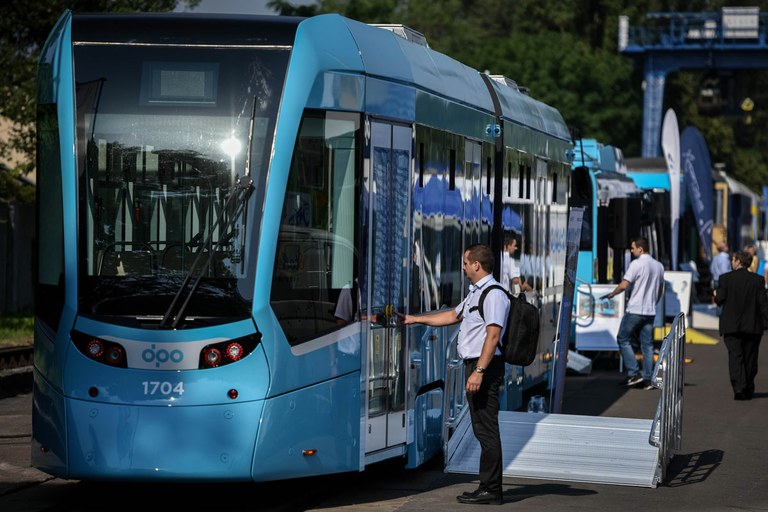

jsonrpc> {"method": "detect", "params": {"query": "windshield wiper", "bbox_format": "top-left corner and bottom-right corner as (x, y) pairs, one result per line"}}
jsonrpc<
(159, 175), (253, 329)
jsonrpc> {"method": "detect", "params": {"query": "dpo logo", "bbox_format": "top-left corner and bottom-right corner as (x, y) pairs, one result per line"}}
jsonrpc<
(142, 344), (184, 368)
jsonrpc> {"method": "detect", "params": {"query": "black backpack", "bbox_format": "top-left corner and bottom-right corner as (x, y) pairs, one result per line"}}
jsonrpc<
(477, 284), (540, 366)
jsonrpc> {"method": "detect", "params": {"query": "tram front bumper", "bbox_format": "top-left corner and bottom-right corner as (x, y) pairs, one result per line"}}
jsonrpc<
(65, 397), (264, 481)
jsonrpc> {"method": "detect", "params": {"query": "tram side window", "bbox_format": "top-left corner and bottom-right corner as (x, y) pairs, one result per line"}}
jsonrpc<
(36, 105), (65, 329)
(504, 150), (519, 199)
(412, 126), (464, 309)
(271, 111), (360, 345)
(556, 164), (568, 204)
(551, 172), (558, 204)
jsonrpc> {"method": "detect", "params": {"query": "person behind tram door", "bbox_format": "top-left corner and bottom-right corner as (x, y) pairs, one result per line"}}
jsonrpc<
(715, 250), (767, 401)
(600, 236), (665, 390)
(334, 278), (360, 325)
(501, 235), (532, 296)
(400, 243), (509, 505)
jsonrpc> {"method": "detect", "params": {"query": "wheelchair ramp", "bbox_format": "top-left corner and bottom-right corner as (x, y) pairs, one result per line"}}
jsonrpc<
(445, 410), (661, 488)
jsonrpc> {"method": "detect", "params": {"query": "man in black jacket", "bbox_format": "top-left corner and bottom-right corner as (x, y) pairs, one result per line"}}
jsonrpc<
(715, 250), (767, 400)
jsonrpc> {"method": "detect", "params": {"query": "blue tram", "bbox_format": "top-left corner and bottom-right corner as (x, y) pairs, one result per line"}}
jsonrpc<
(33, 11), (572, 481)
(570, 139), (658, 285)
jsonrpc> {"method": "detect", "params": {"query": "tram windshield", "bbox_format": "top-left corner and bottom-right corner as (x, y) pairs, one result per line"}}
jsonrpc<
(73, 44), (289, 327)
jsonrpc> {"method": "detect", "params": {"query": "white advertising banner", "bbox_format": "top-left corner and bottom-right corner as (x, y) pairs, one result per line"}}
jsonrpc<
(662, 109), (681, 270)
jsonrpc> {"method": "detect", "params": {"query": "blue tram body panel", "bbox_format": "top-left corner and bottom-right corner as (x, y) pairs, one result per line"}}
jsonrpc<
(34, 9), (573, 483)
(252, 372), (360, 480)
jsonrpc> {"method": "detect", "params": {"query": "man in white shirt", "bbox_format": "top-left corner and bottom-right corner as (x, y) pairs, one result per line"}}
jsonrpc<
(601, 237), (665, 390)
(501, 237), (531, 295)
(400, 244), (509, 505)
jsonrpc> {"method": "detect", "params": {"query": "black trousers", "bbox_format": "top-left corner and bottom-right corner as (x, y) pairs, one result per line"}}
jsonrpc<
(723, 333), (762, 395)
(464, 356), (505, 493)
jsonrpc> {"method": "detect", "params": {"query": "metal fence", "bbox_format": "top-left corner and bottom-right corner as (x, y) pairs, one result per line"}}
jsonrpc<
(649, 312), (686, 485)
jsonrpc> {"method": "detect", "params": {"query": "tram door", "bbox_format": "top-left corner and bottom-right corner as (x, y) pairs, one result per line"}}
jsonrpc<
(365, 121), (410, 453)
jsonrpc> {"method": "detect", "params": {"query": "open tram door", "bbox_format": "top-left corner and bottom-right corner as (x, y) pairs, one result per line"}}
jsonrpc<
(364, 121), (411, 454)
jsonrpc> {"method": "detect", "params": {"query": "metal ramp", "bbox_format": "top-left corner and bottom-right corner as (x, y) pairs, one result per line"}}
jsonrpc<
(443, 313), (686, 489)
(446, 410), (660, 487)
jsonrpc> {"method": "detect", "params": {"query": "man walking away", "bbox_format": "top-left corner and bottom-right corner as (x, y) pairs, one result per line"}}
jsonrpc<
(715, 250), (767, 400)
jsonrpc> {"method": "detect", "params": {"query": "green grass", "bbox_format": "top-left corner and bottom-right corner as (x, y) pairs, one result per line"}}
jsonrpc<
(0, 314), (34, 348)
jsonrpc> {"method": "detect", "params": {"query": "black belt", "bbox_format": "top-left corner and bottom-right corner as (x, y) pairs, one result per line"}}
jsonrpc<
(464, 355), (502, 366)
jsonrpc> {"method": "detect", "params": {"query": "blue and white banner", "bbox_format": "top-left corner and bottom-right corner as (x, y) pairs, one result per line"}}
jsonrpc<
(680, 126), (714, 260)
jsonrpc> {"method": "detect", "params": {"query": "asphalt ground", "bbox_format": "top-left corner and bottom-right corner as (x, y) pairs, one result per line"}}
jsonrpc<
(1, 331), (767, 511)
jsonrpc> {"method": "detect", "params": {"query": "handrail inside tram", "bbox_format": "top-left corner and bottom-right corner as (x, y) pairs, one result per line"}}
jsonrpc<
(441, 325), (465, 442)
(574, 277), (595, 326)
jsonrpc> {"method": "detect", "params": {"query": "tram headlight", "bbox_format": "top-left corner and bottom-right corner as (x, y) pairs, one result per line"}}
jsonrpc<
(71, 331), (260, 370)
(105, 346), (125, 365)
(197, 333), (260, 369)
(225, 342), (243, 361)
(71, 330), (128, 368)
(87, 339), (104, 357)
(203, 348), (222, 367)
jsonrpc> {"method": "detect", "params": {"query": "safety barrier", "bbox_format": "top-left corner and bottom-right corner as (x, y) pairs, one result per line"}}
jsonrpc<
(649, 312), (686, 484)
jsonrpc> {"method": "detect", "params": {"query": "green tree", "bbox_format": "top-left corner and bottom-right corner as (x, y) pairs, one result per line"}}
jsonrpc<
(307, 0), (768, 191)
(267, 0), (319, 16)
(0, 1), (199, 201)
(313, 0), (643, 153)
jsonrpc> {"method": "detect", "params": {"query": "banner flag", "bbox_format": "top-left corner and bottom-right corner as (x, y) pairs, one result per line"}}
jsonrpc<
(661, 109), (680, 270)
(681, 126), (714, 261)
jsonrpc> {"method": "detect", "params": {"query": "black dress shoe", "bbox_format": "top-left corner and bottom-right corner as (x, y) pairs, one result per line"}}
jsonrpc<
(734, 392), (747, 401)
(461, 487), (483, 497)
(456, 489), (502, 505)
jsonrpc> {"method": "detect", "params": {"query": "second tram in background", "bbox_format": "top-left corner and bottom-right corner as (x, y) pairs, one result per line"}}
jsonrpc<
(626, 155), (761, 300)
(569, 136), (762, 312)
(33, 11), (573, 482)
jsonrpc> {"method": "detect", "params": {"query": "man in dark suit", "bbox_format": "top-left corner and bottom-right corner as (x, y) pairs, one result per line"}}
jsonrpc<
(715, 250), (767, 400)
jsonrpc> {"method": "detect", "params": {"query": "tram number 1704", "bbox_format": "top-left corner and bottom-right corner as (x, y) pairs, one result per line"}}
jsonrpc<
(142, 381), (186, 396)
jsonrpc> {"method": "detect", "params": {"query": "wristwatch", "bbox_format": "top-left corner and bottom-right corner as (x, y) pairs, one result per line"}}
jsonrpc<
(475, 366), (485, 374)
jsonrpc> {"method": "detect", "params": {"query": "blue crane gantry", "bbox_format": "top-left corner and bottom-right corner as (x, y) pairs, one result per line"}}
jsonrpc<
(619, 7), (768, 157)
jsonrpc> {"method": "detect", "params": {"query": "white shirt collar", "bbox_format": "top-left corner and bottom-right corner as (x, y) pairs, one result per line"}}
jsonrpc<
(468, 274), (494, 293)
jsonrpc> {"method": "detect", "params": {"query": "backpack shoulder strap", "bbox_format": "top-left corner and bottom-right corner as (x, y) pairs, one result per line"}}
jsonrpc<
(476, 284), (509, 355)
(477, 284), (506, 320)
